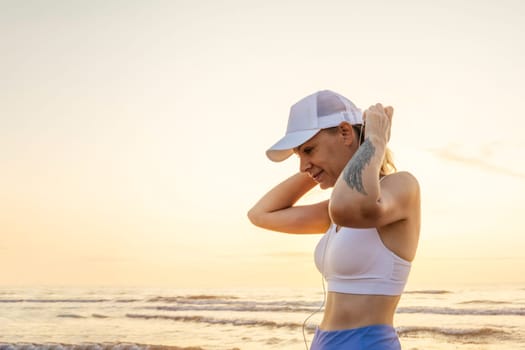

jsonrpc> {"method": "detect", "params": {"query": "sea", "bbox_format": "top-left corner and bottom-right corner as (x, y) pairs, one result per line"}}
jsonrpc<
(1, 285), (524, 350)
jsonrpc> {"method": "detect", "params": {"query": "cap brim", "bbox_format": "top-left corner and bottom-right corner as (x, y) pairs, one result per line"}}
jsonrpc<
(266, 129), (321, 162)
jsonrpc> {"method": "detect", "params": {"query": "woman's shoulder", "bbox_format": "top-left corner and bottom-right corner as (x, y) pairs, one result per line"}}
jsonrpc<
(381, 171), (420, 197)
(383, 171), (418, 183)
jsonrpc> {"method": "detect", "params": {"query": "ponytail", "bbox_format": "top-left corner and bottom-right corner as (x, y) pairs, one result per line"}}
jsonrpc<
(352, 125), (396, 176)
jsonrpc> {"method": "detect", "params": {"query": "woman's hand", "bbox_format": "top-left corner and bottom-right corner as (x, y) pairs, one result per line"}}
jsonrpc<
(363, 103), (394, 145)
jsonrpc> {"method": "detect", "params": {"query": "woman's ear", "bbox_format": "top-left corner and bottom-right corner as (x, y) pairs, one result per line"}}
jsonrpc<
(337, 122), (354, 146)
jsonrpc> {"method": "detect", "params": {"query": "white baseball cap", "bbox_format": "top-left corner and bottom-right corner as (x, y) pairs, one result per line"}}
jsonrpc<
(266, 90), (363, 162)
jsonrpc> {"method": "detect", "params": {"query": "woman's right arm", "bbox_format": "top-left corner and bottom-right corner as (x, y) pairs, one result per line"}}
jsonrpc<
(247, 172), (331, 234)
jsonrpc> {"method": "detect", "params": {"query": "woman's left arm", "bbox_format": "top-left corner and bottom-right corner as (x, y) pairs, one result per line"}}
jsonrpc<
(329, 104), (416, 228)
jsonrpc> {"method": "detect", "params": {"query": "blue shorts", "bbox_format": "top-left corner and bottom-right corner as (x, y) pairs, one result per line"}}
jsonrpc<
(310, 324), (401, 350)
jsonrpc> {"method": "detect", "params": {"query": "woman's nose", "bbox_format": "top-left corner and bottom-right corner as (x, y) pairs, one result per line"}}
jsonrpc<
(299, 156), (311, 173)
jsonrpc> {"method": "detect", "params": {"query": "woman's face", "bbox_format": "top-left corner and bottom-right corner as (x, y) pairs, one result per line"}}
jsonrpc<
(294, 124), (357, 189)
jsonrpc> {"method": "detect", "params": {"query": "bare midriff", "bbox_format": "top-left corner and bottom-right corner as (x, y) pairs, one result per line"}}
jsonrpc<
(319, 292), (401, 331)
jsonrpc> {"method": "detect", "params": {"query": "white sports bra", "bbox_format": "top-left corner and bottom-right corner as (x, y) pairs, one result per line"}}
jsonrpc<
(314, 223), (411, 296)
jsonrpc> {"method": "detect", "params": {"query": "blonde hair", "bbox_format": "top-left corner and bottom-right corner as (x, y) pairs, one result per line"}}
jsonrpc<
(352, 124), (396, 176)
(381, 148), (396, 176)
(325, 125), (396, 176)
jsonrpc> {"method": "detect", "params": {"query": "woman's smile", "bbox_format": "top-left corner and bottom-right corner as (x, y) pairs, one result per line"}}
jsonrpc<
(312, 170), (324, 183)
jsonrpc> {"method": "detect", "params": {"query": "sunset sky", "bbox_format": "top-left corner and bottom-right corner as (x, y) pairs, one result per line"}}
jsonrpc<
(1, 0), (524, 289)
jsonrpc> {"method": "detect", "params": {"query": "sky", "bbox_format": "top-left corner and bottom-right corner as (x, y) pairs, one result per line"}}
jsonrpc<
(1, 0), (524, 289)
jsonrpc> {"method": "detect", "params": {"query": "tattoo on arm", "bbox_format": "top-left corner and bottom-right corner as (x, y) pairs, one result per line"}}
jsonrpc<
(343, 138), (376, 195)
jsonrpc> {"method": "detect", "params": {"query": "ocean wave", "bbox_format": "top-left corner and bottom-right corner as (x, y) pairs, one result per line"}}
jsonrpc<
(0, 295), (321, 315)
(397, 326), (510, 341)
(146, 303), (524, 316)
(146, 295), (238, 303)
(143, 297), (321, 313)
(0, 343), (214, 350)
(397, 306), (525, 316)
(146, 303), (316, 313)
(38, 300), (524, 317)
(0, 294), (282, 306)
(0, 299), (110, 303)
(55, 314), (111, 319)
(175, 297), (314, 307)
(56, 314), (85, 319)
(5, 296), (523, 317)
(458, 299), (512, 305)
(125, 313), (310, 330)
(123, 312), (515, 343)
(404, 290), (452, 294)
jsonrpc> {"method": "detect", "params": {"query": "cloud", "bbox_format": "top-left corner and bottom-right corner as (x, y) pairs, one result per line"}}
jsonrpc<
(429, 145), (525, 180)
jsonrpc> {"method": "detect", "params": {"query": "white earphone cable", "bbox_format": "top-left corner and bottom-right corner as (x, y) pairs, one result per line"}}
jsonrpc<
(302, 226), (331, 350)
(302, 123), (365, 350)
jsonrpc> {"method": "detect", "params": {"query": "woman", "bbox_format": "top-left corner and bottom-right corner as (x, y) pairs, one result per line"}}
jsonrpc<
(247, 90), (420, 350)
